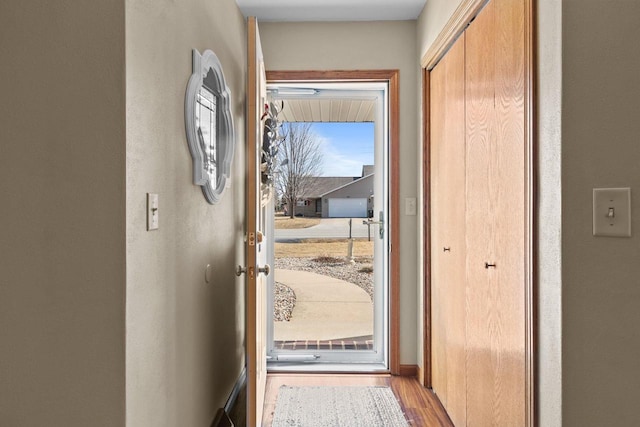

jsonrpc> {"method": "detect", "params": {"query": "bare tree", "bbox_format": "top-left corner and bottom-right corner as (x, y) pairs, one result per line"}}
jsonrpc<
(275, 123), (324, 218)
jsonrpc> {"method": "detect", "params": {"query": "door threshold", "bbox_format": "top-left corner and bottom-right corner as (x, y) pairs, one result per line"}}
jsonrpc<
(267, 362), (389, 374)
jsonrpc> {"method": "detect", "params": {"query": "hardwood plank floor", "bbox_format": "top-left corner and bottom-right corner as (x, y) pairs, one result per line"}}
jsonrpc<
(262, 374), (453, 426)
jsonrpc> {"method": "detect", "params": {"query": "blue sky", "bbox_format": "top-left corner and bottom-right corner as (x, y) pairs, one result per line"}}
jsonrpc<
(310, 122), (374, 177)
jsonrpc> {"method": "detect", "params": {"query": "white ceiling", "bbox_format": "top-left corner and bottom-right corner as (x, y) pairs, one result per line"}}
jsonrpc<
(234, 0), (428, 22)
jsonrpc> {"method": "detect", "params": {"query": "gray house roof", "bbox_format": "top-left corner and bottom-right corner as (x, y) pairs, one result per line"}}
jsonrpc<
(320, 173), (374, 198)
(300, 177), (355, 198)
(298, 165), (375, 199)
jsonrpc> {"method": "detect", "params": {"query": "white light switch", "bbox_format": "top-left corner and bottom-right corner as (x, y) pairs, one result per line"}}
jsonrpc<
(405, 197), (417, 216)
(147, 193), (159, 230)
(593, 187), (631, 237)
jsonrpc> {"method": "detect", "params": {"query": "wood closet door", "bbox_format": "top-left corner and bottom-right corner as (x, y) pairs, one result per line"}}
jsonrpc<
(464, 0), (526, 425)
(430, 32), (467, 427)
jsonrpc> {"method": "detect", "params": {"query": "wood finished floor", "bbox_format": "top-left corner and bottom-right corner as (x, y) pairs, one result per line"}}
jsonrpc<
(262, 374), (453, 427)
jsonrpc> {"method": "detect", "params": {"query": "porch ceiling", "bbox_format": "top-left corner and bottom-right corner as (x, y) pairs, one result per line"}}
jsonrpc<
(234, 0), (428, 22)
(279, 98), (375, 123)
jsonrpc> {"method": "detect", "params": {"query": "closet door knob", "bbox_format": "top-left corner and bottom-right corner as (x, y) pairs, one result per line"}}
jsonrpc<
(443, 247), (451, 252)
(485, 262), (497, 269)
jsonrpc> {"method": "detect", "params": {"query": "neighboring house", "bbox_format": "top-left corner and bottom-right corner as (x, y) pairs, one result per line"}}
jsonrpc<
(288, 165), (374, 218)
(289, 176), (353, 217)
(320, 174), (373, 218)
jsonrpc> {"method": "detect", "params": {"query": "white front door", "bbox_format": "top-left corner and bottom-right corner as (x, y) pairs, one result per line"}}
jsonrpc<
(266, 82), (390, 370)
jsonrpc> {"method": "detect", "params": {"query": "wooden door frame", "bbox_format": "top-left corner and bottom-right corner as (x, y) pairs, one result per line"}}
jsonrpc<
(421, 0), (535, 425)
(265, 69), (401, 375)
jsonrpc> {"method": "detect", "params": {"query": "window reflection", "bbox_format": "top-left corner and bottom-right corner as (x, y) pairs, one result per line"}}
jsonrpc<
(196, 86), (218, 184)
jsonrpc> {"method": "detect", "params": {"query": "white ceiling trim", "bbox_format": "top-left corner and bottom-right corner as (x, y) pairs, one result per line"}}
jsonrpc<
(235, 0), (427, 22)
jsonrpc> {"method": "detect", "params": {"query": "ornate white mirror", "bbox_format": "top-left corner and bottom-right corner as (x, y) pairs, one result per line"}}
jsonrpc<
(185, 49), (235, 204)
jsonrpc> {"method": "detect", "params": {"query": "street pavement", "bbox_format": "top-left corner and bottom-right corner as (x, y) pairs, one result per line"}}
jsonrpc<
(274, 218), (376, 242)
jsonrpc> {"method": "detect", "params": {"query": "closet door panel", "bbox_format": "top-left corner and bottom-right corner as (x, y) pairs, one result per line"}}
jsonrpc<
(493, 0), (526, 421)
(441, 34), (467, 427)
(430, 33), (467, 426)
(465, 0), (525, 425)
(464, 2), (498, 424)
(429, 46), (449, 408)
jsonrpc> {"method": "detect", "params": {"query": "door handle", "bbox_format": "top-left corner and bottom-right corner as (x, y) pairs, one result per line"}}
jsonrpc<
(237, 264), (270, 277)
(258, 264), (270, 276)
(362, 211), (384, 239)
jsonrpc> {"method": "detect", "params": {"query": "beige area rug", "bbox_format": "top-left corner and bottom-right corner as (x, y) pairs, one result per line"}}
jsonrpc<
(271, 385), (409, 427)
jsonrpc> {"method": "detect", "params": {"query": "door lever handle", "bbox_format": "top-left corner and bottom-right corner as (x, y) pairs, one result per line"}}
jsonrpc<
(485, 262), (497, 269)
(362, 211), (385, 239)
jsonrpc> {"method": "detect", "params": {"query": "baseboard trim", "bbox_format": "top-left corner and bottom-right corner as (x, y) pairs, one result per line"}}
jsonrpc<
(211, 367), (246, 427)
(399, 364), (419, 378)
(211, 409), (233, 427)
(225, 367), (247, 414)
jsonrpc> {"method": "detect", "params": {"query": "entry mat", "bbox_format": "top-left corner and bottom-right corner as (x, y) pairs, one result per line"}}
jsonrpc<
(271, 385), (409, 427)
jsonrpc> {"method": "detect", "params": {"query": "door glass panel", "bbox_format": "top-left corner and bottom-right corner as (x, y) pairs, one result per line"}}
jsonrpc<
(266, 83), (389, 368)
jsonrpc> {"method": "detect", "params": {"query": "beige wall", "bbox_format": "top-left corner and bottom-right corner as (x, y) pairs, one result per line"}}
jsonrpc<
(416, 0), (462, 60)
(563, 1), (640, 425)
(260, 21), (419, 364)
(0, 0), (126, 425)
(0, 0), (247, 425)
(536, 1), (563, 425)
(416, 1), (563, 426)
(125, 0), (247, 425)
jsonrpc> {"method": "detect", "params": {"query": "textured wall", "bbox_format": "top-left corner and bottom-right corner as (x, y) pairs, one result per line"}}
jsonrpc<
(536, 1), (563, 425)
(260, 20), (419, 364)
(0, 0), (126, 424)
(563, 1), (640, 425)
(125, 0), (247, 425)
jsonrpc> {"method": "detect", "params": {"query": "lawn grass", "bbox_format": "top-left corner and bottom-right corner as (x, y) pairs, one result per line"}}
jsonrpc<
(274, 216), (321, 229)
(275, 238), (374, 258)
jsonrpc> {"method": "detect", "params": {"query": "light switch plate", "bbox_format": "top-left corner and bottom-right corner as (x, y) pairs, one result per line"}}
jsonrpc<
(593, 187), (631, 237)
(147, 193), (159, 230)
(405, 197), (417, 216)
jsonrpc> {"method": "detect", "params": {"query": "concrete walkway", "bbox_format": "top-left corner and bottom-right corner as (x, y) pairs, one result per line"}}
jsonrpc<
(274, 269), (373, 341)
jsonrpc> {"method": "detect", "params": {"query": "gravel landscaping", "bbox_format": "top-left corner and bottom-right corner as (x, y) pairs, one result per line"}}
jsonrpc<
(273, 256), (374, 322)
(274, 282), (296, 321)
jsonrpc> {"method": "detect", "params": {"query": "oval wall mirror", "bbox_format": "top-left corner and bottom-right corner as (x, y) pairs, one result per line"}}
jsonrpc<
(185, 49), (235, 204)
